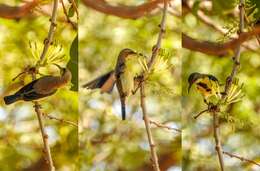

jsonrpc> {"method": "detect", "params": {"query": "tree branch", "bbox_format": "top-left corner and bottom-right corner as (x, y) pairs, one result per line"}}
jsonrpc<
(223, 0), (244, 96)
(150, 119), (181, 133)
(81, 0), (169, 19)
(212, 111), (225, 171)
(38, 0), (59, 63)
(43, 113), (78, 127)
(139, 1), (168, 170)
(60, 0), (77, 30)
(182, 26), (260, 56)
(211, 2), (245, 171)
(182, 0), (259, 53)
(223, 151), (260, 167)
(34, 102), (55, 171)
(31, 0), (59, 170)
(0, 0), (39, 19)
(140, 82), (160, 171)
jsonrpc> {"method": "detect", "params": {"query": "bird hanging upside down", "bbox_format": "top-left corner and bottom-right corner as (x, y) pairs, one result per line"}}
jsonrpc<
(83, 48), (145, 120)
(4, 65), (71, 105)
(188, 72), (221, 104)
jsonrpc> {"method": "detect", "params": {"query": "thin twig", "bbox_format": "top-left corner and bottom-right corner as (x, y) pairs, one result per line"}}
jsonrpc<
(32, 0), (59, 170)
(148, 0), (168, 69)
(38, 0), (59, 63)
(223, 151), (260, 167)
(60, 0), (77, 30)
(43, 113), (78, 127)
(34, 102), (55, 171)
(150, 119), (181, 133)
(223, 0), (244, 97)
(140, 82), (160, 171)
(212, 111), (225, 171)
(139, 1), (168, 170)
(211, 2), (245, 170)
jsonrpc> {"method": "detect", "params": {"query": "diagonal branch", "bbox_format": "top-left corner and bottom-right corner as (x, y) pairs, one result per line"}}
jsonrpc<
(140, 1), (168, 171)
(0, 0), (39, 19)
(211, 2), (245, 171)
(81, 0), (169, 19)
(140, 83), (160, 171)
(32, 0), (59, 170)
(150, 119), (181, 133)
(182, 0), (259, 53)
(38, 0), (59, 63)
(34, 102), (55, 171)
(223, 0), (245, 98)
(43, 113), (78, 127)
(182, 26), (260, 56)
(212, 111), (225, 171)
(60, 0), (77, 30)
(223, 151), (260, 167)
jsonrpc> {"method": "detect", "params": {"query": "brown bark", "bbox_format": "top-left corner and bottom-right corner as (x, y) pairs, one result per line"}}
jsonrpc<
(182, 26), (260, 56)
(81, 0), (170, 19)
(0, 0), (39, 19)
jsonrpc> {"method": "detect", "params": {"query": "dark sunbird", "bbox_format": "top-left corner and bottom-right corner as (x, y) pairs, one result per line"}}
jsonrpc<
(83, 48), (145, 120)
(4, 66), (71, 105)
(188, 72), (221, 104)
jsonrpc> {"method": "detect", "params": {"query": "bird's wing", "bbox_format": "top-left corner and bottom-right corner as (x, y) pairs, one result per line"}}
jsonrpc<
(15, 79), (39, 95)
(83, 70), (116, 93)
(33, 76), (60, 94)
(14, 77), (57, 101)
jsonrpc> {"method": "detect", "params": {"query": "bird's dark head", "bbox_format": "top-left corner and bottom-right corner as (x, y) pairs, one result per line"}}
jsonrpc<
(188, 72), (202, 93)
(120, 48), (137, 59)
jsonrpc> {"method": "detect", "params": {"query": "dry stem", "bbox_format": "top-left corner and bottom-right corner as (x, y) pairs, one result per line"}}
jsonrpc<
(140, 82), (160, 171)
(43, 113), (78, 127)
(150, 119), (181, 133)
(32, 0), (59, 170)
(139, 1), (168, 170)
(223, 151), (260, 167)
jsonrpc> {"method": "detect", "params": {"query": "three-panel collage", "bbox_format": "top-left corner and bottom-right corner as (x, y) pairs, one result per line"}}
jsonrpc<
(0, 0), (259, 171)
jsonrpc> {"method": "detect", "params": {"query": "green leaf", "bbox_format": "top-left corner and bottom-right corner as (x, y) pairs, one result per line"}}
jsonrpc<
(68, 5), (75, 18)
(212, 0), (237, 15)
(67, 34), (78, 91)
(191, 0), (200, 16)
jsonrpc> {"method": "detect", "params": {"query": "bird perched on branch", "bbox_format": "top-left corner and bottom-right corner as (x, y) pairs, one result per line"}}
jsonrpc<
(4, 65), (71, 105)
(83, 48), (145, 120)
(188, 72), (221, 104)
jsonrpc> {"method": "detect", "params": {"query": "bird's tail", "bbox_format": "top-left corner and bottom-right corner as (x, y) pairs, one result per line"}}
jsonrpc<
(4, 94), (21, 105)
(121, 98), (126, 120)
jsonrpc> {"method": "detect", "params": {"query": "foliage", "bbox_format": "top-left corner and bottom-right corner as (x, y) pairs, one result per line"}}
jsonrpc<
(0, 0), (77, 170)
(183, 0), (260, 170)
(78, 1), (181, 170)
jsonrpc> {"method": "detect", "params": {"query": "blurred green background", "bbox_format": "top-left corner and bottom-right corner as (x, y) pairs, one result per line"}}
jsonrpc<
(182, 0), (260, 171)
(0, 0), (78, 170)
(78, 0), (181, 171)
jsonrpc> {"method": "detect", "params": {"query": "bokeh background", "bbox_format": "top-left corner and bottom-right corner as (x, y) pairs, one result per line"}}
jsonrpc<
(182, 0), (260, 171)
(0, 1), (78, 170)
(79, 0), (182, 171)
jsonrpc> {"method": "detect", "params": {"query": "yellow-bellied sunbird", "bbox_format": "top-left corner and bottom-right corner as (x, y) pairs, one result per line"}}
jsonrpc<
(83, 48), (145, 120)
(188, 72), (221, 104)
(4, 66), (71, 105)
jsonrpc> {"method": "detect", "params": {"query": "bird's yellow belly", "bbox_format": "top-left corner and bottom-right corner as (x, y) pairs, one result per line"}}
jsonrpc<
(121, 71), (134, 96)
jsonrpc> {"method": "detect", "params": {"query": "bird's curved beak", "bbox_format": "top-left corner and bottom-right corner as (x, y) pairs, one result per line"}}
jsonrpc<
(53, 63), (66, 75)
(188, 83), (193, 94)
(53, 63), (62, 70)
